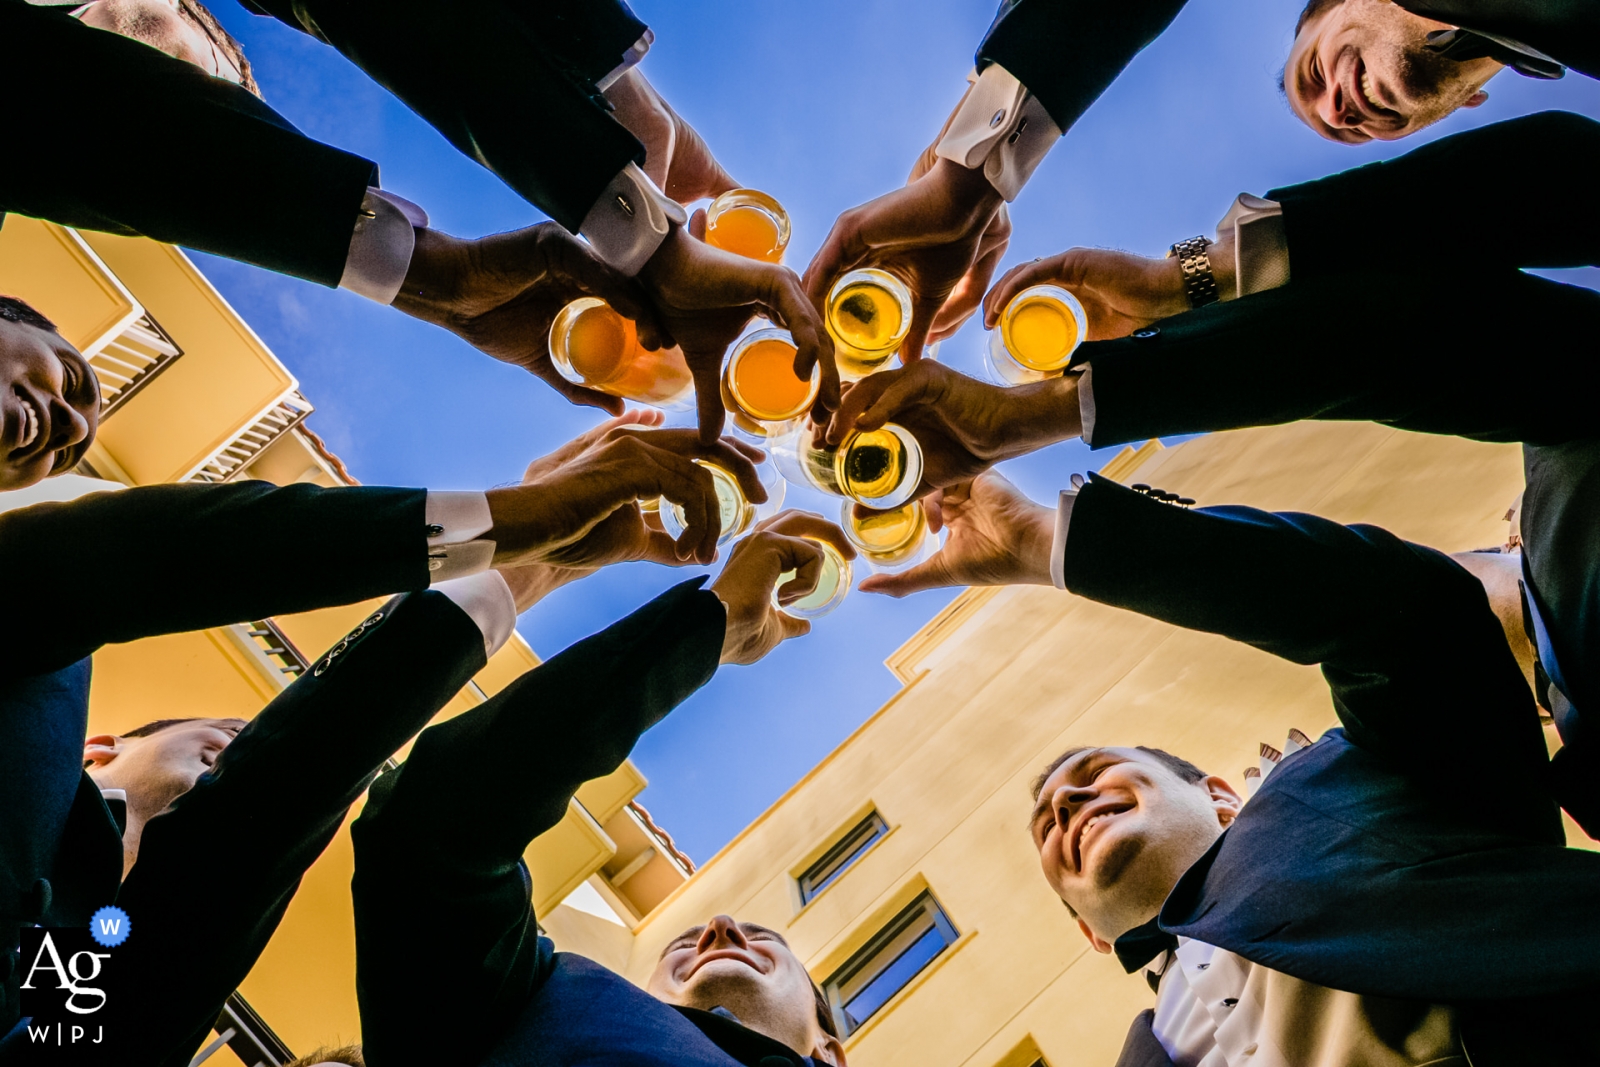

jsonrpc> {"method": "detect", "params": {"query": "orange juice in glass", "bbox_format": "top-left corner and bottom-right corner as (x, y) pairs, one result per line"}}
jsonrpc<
(985, 285), (1086, 385)
(842, 498), (931, 572)
(825, 268), (912, 380)
(550, 297), (693, 408)
(721, 328), (820, 438)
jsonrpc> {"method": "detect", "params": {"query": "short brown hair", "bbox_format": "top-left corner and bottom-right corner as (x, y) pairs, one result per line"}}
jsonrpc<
(177, 0), (260, 97)
(283, 1046), (363, 1067)
(1295, 0), (1346, 36)
(0, 296), (58, 333)
(1030, 746), (1208, 801)
(121, 718), (204, 739)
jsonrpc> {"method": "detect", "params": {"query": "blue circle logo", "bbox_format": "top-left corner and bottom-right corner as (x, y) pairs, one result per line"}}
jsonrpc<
(89, 906), (130, 948)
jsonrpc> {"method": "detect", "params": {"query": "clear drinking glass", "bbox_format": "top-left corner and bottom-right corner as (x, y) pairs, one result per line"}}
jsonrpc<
(771, 421), (923, 511)
(721, 328), (821, 439)
(984, 285), (1086, 385)
(705, 189), (792, 264)
(825, 268), (913, 381)
(841, 498), (934, 573)
(658, 460), (757, 547)
(550, 297), (694, 408)
(774, 537), (852, 619)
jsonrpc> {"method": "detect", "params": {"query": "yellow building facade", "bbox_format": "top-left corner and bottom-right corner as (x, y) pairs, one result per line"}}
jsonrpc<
(5, 217), (1580, 1065)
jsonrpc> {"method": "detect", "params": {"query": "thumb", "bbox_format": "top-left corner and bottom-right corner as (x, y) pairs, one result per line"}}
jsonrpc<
(858, 555), (953, 598)
(688, 207), (708, 242)
(899, 299), (938, 365)
(635, 528), (688, 566)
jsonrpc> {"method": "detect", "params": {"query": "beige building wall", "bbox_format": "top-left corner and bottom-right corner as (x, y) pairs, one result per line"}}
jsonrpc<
(546, 420), (1583, 1067)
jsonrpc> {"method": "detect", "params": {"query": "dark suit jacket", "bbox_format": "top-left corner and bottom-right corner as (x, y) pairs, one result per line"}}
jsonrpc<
(975, 0), (1595, 137)
(349, 579), (751, 1067)
(0, 481), (430, 1032)
(241, 0), (648, 232)
(0, 1), (376, 287)
(1075, 110), (1600, 806)
(1064, 478), (1600, 1065)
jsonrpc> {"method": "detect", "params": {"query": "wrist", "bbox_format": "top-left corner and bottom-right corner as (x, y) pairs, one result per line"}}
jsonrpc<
(392, 228), (467, 326)
(1017, 502), (1059, 586)
(485, 485), (558, 565)
(990, 373), (1083, 458)
(930, 157), (1005, 231)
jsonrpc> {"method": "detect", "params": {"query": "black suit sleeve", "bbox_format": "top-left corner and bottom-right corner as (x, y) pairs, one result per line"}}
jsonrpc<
(1078, 267), (1600, 449)
(241, 0), (646, 232)
(1400, 0), (1600, 80)
(109, 587), (489, 1067)
(1271, 112), (1600, 278)
(976, 0), (1189, 132)
(1063, 477), (1547, 780)
(0, 482), (429, 676)
(0, 4), (376, 287)
(350, 579), (725, 1067)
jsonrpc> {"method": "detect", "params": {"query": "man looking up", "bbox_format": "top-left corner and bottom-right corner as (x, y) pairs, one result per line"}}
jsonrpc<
(863, 469), (1600, 1065)
(0, 299), (99, 491)
(0, 412), (763, 1033)
(348, 513), (856, 1067)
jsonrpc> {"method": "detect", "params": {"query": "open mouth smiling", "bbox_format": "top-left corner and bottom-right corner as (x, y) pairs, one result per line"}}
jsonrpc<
(1070, 802), (1132, 872)
(10, 390), (41, 454)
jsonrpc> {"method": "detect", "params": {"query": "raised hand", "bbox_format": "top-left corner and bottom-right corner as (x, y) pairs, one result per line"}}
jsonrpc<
(711, 511), (855, 665)
(639, 225), (836, 443)
(824, 359), (1082, 497)
(604, 69), (739, 205)
(803, 158), (1006, 364)
(859, 472), (1056, 598)
(983, 246), (1217, 341)
(485, 423), (766, 567)
(393, 223), (669, 413)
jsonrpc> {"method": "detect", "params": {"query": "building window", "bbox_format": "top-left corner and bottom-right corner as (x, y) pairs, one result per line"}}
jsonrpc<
(798, 811), (889, 904)
(823, 892), (959, 1036)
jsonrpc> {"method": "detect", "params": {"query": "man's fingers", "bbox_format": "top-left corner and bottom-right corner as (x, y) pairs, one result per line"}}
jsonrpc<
(855, 367), (939, 434)
(764, 269), (839, 416)
(688, 207), (708, 242)
(550, 374), (626, 416)
(636, 527), (687, 567)
(859, 555), (952, 598)
(826, 369), (898, 444)
(698, 437), (767, 505)
(983, 257), (1057, 328)
(761, 510), (856, 560)
(689, 353), (728, 445)
(899, 297), (940, 365)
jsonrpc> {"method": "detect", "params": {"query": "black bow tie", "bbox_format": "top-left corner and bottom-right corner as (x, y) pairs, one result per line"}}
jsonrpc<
(1114, 916), (1179, 976)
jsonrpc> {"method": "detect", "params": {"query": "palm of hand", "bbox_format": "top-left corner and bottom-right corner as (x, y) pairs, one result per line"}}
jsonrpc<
(934, 484), (1036, 587)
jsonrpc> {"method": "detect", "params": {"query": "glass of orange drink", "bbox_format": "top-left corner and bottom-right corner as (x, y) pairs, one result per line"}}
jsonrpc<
(721, 328), (821, 438)
(705, 189), (791, 263)
(825, 268), (912, 380)
(550, 297), (694, 408)
(985, 285), (1086, 385)
(841, 498), (933, 572)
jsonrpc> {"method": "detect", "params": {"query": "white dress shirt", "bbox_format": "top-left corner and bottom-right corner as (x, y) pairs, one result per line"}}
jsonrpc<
(422, 491), (513, 657)
(935, 63), (1063, 201)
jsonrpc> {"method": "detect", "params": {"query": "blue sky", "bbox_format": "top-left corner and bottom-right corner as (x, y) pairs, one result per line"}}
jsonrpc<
(198, 0), (1600, 861)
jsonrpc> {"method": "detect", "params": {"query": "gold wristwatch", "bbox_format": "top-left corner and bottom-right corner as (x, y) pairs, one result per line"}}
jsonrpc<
(1168, 235), (1220, 308)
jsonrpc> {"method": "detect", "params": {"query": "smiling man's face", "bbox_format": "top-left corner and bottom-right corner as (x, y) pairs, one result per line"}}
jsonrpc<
(1029, 747), (1240, 951)
(1, 314), (100, 491)
(1284, 0), (1501, 143)
(647, 916), (844, 1064)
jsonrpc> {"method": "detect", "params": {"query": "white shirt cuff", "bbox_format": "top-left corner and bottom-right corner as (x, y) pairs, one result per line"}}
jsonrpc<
(1077, 365), (1098, 446)
(1049, 487), (1078, 590)
(432, 570), (517, 658)
(935, 64), (1062, 202)
(596, 30), (655, 91)
(578, 163), (688, 276)
(425, 490), (496, 583)
(1215, 193), (1289, 299)
(340, 188), (430, 305)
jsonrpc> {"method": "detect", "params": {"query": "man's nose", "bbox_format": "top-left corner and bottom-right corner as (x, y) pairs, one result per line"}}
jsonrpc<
(1318, 82), (1362, 130)
(699, 915), (748, 952)
(46, 394), (91, 457)
(1051, 782), (1096, 832)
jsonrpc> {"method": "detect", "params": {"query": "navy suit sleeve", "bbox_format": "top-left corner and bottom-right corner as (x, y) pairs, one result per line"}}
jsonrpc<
(976, 0), (1189, 132)
(350, 579), (725, 1067)
(1272, 112), (1600, 277)
(0, 482), (428, 677)
(241, 0), (645, 232)
(1063, 477), (1548, 780)
(1079, 267), (1600, 449)
(109, 588), (488, 1067)
(0, 4), (376, 287)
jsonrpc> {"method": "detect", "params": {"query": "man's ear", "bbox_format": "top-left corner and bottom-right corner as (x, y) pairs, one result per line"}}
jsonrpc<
(1078, 918), (1114, 955)
(1204, 775), (1244, 827)
(813, 1033), (848, 1067)
(1463, 90), (1489, 108)
(83, 734), (123, 770)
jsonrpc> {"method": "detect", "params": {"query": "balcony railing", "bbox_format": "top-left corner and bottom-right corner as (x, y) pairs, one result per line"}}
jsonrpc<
(186, 392), (314, 484)
(189, 993), (293, 1067)
(90, 312), (182, 417)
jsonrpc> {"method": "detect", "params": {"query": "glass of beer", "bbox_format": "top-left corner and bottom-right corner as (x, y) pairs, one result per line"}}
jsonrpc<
(771, 421), (924, 511)
(825, 269), (912, 380)
(841, 498), (933, 572)
(721, 328), (821, 438)
(984, 285), (1086, 385)
(658, 460), (757, 547)
(550, 297), (694, 408)
(705, 189), (791, 264)
(774, 537), (852, 619)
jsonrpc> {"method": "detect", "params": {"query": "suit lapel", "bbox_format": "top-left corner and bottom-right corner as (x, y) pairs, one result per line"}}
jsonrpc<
(1114, 1010), (1177, 1067)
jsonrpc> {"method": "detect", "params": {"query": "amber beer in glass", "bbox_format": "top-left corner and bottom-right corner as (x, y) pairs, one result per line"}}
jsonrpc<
(721, 328), (821, 438)
(774, 537), (852, 619)
(705, 189), (791, 263)
(825, 269), (912, 380)
(842, 498), (931, 571)
(772, 421), (923, 511)
(550, 298), (694, 407)
(985, 285), (1086, 385)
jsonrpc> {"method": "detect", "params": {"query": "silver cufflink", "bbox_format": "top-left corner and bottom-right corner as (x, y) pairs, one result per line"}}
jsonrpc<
(616, 193), (636, 218)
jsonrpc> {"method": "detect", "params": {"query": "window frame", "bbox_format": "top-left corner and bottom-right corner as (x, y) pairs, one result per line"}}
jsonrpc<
(797, 810), (890, 904)
(822, 891), (959, 1037)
